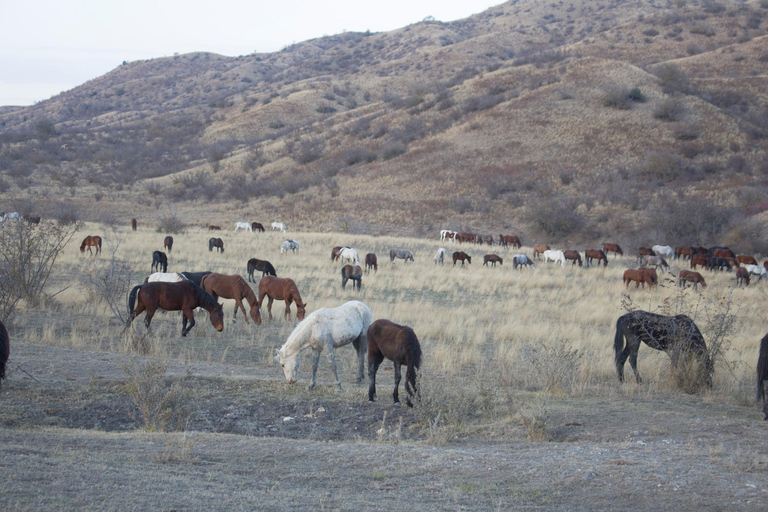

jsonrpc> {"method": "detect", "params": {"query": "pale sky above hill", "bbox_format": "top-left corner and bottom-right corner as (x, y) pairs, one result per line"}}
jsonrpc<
(0, 0), (504, 107)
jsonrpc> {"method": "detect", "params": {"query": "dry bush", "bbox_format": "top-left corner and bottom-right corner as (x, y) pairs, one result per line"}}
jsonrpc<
(156, 216), (186, 234)
(653, 64), (693, 95)
(511, 342), (582, 394)
(79, 227), (134, 324)
(525, 200), (584, 240)
(642, 151), (684, 181)
(653, 98), (684, 121)
(603, 86), (632, 110)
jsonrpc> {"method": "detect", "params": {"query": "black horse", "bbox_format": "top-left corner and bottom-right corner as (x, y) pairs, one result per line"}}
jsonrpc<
(707, 257), (732, 272)
(757, 333), (768, 420)
(179, 271), (212, 287)
(247, 258), (277, 282)
(614, 310), (713, 387)
(341, 265), (363, 290)
(209, 237), (224, 253)
(0, 319), (9, 390)
(151, 250), (168, 273)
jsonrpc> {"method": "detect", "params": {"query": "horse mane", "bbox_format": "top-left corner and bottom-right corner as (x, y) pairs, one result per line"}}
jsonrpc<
(757, 333), (768, 402)
(286, 279), (305, 306)
(281, 312), (316, 358)
(237, 277), (259, 306)
(192, 281), (220, 311)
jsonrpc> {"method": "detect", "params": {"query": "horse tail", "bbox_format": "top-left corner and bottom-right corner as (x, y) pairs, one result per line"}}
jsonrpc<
(614, 315), (626, 373)
(757, 334), (768, 403)
(98, 237), (102, 249)
(405, 330), (422, 400)
(0, 320), (9, 384)
(127, 284), (142, 324)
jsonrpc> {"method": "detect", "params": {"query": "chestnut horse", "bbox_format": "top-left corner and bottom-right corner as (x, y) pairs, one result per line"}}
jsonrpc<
(164, 236), (173, 252)
(251, 222), (265, 232)
(80, 235), (102, 255)
(677, 270), (707, 290)
(367, 319), (421, 407)
(676, 246), (694, 260)
(623, 268), (656, 290)
(209, 237), (224, 253)
(127, 280), (224, 337)
(453, 251), (471, 266)
(151, 250), (168, 273)
(585, 249), (608, 267)
(602, 243), (623, 258)
(341, 265), (363, 290)
(247, 258), (277, 282)
(365, 253), (378, 273)
(737, 255), (758, 266)
(563, 250), (582, 267)
(131, 218), (137, 231)
(636, 247), (655, 264)
(201, 273), (261, 325)
(0, 319), (8, 390)
(736, 267), (750, 287)
(691, 254), (708, 270)
(208, 225), (221, 230)
(483, 254), (503, 267)
(331, 246), (344, 262)
(503, 235), (522, 249)
(258, 276), (307, 321)
(533, 244), (550, 260)
(712, 247), (735, 259)
(456, 232), (475, 244)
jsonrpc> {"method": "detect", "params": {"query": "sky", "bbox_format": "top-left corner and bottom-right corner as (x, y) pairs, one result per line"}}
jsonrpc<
(0, 0), (504, 107)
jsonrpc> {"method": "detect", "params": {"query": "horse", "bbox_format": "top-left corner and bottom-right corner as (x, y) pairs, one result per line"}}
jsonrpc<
(757, 333), (768, 419)
(483, 254), (503, 267)
(258, 276), (307, 321)
(275, 300), (370, 390)
(367, 319), (421, 407)
(636, 247), (655, 264)
(200, 273), (261, 325)
(543, 250), (566, 266)
(640, 255), (670, 273)
(623, 268), (656, 290)
(676, 246), (694, 260)
(614, 310), (713, 386)
(452, 251), (471, 266)
(602, 243), (624, 258)
(707, 257), (731, 272)
(533, 244), (550, 260)
(737, 255), (758, 266)
(209, 238), (224, 253)
(433, 247), (446, 266)
(331, 246), (344, 262)
(339, 247), (360, 265)
(151, 251), (168, 273)
(736, 267), (750, 287)
(272, 221), (287, 233)
(80, 235), (102, 255)
(179, 271), (212, 287)
(208, 225), (221, 230)
(745, 264), (767, 283)
(127, 280), (224, 337)
(0, 319), (9, 390)
(711, 247), (735, 259)
(694, 246), (709, 257)
(512, 254), (535, 270)
(23, 214), (41, 224)
(440, 229), (457, 242)
(146, 272), (184, 283)
(677, 270), (707, 290)
(563, 250), (582, 267)
(280, 239), (299, 255)
(585, 249), (608, 267)
(652, 245), (675, 260)
(234, 222), (252, 232)
(163, 236), (173, 252)
(131, 218), (137, 231)
(0, 211), (20, 223)
(252, 222), (265, 232)
(365, 253), (378, 273)
(504, 235), (522, 249)
(691, 254), (708, 270)
(456, 232), (474, 244)
(341, 265), (363, 290)
(247, 258), (277, 282)
(390, 248), (414, 263)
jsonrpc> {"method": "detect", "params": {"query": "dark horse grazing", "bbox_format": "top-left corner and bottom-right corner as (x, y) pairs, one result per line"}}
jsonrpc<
(0, 319), (9, 390)
(367, 319), (421, 407)
(201, 273), (262, 325)
(585, 249), (608, 267)
(453, 251), (471, 266)
(365, 253), (377, 273)
(614, 310), (713, 386)
(151, 250), (168, 273)
(258, 276), (307, 321)
(127, 280), (224, 337)
(341, 265), (363, 290)
(209, 237), (224, 253)
(179, 271), (212, 287)
(563, 250), (582, 267)
(247, 258), (277, 282)
(483, 254), (503, 267)
(757, 333), (768, 419)
(80, 235), (102, 255)
(251, 222), (265, 232)
(691, 254), (708, 270)
(208, 225), (221, 230)
(602, 243), (623, 259)
(164, 236), (173, 252)
(736, 267), (750, 287)
(131, 218), (137, 231)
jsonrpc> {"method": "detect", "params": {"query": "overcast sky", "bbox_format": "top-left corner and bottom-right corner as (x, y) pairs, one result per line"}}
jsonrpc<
(0, 0), (504, 107)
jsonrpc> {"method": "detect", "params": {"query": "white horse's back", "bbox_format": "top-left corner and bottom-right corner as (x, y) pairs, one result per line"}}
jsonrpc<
(147, 272), (185, 282)
(339, 247), (359, 265)
(272, 221), (287, 232)
(234, 222), (252, 232)
(543, 250), (565, 266)
(652, 245), (674, 259)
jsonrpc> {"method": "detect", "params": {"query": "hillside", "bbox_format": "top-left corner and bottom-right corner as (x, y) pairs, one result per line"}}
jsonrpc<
(1, 0), (767, 247)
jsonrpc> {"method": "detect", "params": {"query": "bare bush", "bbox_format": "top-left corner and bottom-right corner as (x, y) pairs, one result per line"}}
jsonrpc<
(526, 200), (584, 240)
(79, 227), (134, 324)
(156, 216), (186, 234)
(642, 151), (684, 181)
(653, 64), (693, 95)
(603, 85), (632, 110)
(654, 98), (684, 121)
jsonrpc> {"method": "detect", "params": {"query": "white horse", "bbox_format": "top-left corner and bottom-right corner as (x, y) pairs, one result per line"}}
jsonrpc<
(512, 254), (535, 270)
(434, 247), (446, 265)
(272, 222), (287, 233)
(338, 247), (360, 265)
(0, 211), (20, 223)
(234, 222), (252, 232)
(280, 239), (299, 255)
(275, 300), (371, 390)
(745, 264), (767, 283)
(146, 272), (186, 283)
(652, 245), (675, 260)
(543, 250), (566, 266)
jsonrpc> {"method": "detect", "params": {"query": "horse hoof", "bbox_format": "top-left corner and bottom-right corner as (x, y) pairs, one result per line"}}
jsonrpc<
(393, 402), (401, 407)
(232, 319), (237, 324)
(307, 385), (316, 391)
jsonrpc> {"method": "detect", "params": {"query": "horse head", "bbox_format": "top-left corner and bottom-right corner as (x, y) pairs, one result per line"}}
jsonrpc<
(276, 347), (300, 384)
(210, 304), (225, 331)
(250, 304), (262, 325)
(296, 302), (307, 321)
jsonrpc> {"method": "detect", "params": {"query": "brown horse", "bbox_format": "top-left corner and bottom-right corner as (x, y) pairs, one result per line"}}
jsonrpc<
(503, 235), (522, 249)
(331, 246), (343, 262)
(201, 273), (261, 325)
(208, 225), (221, 230)
(0, 319), (8, 390)
(691, 254), (708, 270)
(151, 250), (168, 273)
(623, 268), (656, 290)
(602, 243), (623, 258)
(23, 214), (41, 224)
(251, 222), (265, 232)
(533, 244), (550, 260)
(367, 319), (421, 407)
(712, 247), (735, 259)
(456, 232), (474, 244)
(208, 237), (224, 253)
(676, 246), (694, 260)
(258, 276), (307, 321)
(483, 254), (503, 267)
(164, 236), (173, 252)
(563, 250), (582, 267)
(585, 249), (608, 267)
(365, 253), (377, 273)
(453, 251), (471, 266)
(677, 270), (707, 290)
(341, 265), (363, 290)
(80, 235), (102, 255)
(694, 246), (709, 256)
(636, 247), (655, 264)
(131, 218), (137, 231)
(127, 280), (224, 337)
(736, 267), (750, 287)
(737, 255), (758, 266)
(247, 258), (277, 282)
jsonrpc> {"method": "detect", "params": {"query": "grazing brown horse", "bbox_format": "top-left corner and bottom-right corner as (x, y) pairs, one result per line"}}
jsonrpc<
(694, 246), (709, 256)
(453, 251), (471, 266)
(367, 319), (421, 407)
(585, 249), (608, 267)
(258, 276), (307, 322)
(80, 235), (102, 255)
(164, 236), (173, 252)
(737, 255), (758, 266)
(247, 258), (277, 282)
(127, 280), (224, 337)
(636, 247), (655, 264)
(563, 250), (582, 267)
(0, 319), (8, 390)
(623, 268), (657, 290)
(676, 246), (694, 260)
(251, 222), (265, 232)
(503, 235), (522, 249)
(151, 250), (168, 273)
(201, 273), (261, 325)
(757, 333), (768, 420)
(736, 267), (750, 287)
(483, 254), (503, 267)
(331, 246), (343, 262)
(602, 243), (624, 258)
(341, 265), (363, 290)
(365, 253), (378, 273)
(456, 232), (475, 244)
(712, 247), (735, 259)
(208, 225), (221, 231)
(691, 254), (708, 270)
(533, 244), (550, 260)
(23, 214), (41, 224)
(209, 237), (224, 253)
(677, 270), (707, 290)
(131, 218), (137, 231)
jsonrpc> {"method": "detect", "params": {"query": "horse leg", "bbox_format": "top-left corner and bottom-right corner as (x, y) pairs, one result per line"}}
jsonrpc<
(353, 336), (367, 384)
(267, 296), (274, 320)
(181, 310), (196, 337)
(327, 347), (342, 391)
(284, 299), (292, 321)
(306, 349), (321, 391)
(144, 307), (156, 331)
(393, 363), (402, 405)
(404, 361), (418, 407)
(234, 298), (247, 324)
(368, 351), (384, 402)
(626, 336), (642, 383)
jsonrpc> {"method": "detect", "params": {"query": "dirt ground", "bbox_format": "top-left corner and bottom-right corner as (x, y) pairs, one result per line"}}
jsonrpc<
(2, 340), (768, 511)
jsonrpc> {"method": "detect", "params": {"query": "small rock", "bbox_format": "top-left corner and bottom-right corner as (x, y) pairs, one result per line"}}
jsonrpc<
(283, 416), (294, 422)
(584, 471), (595, 482)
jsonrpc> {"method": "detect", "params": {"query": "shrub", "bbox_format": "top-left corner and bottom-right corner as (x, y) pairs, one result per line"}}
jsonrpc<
(602, 85), (631, 110)
(673, 124), (699, 140)
(463, 93), (505, 113)
(654, 64), (693, 94)
(526, 200), (584, 240)
(627, 87), (645, 102)
(379, 140), (407, 161)
(155, 216), (186, 234)
(690, 25), (716, 37)
(653, 98), (684, 121)
(642, 151), (683, 180)
(292, 137), (326, 165)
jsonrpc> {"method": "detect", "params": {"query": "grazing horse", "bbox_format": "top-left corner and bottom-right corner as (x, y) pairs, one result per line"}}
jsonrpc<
(711, 247), (735, 259)
(512, 254), (535, 270)
(341, 265), (363, 290)
(757, 333), (768, 419)
(504, 235), (522, 249)
(0, 319), (8, 390)
(146, 272), (184, 283)
(367, 319), (421, 407)
(533, 244), (550, 260)
(208, 225), (221, 231)
(652, 245), (675, 260)
(80, 235), (102, 255)
(151, 251), (168, 273)
(23, 214), (41, 224)
(163, 236), (173, 252)
(127, 280), (224, 337)
(563, 250), (582, 267)
(456, 232), (474, 244)
(234, 222), (252, 232)
(131, 218), (137, 231)
(208, 238), (224, 253)
(737, 255), (758, 266)
(247, 258), (277, 282)
(623, 268), (657, 290)
(452, 251), (471, 266)
(280, 239), (299, 255)
(440, 229), (457, 242)
(677, 270), (707, 290)
(0, 212), (20, 223)
(433, 247), (446, 266)
(707, 257), (731, 272)
(339, 247), (360, 265)
(640, 255), (670, 273)
(275, 300), (370, 390)
(736, 267), (750, 287)
(614, 310), (713, 386)
(543, 250), (566, 266)
(271, 221), (287, 233)
(200, 273), (261, 325)
(258, 276), (307, 322)
(331, 246), (344, 262)
(602, 243), (624, 259)
(483, 254), (503, 267)
(251, 222), (265, 232)
(585, 249), (608, 267)
(676, 246), (695, 260)
(636, 247), (655, 264)
(179, 271), (212, 287)
(365, 253), (378, 273)
(390, 248), (414, 263)
(694, 246), (709, 257)
(745, 264), (767, 283)
(691, 254), (708, 270)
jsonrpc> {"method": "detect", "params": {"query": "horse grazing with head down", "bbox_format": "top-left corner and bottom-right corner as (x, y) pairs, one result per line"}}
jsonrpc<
(757, 333), (768, 419)
(433, 248), (446, 266)
(365, 253), (378, 273)
(258, 276), (307, 322)
(131, 218), (137, 231)
(247, 258), (277, 282)
(271, 222), (287, 233)
(640, 255), (670, 273)
(179, 271), (212, 287)
(745, 264), (767, 283)
(512, 254), (535, 270)
(543, 250), (566, 266)
(80, 235), (102, 256)
(736, 267), (750, 287)
(691, 254), (708, 270)
(252, 222), (265, 232)
(151, 250), (168, 273)
(339, 247), (360, 265)
(563, 250), (582, 267)
(0, 319), (9, 390)
(390, 248), (414, 264)
(208, 238), (224, 253)
(331, 246), (344, 262)
(200, 273), (261, 325)
(737, 255), (758, 266)
(341, 265), (363, 290)
(533, 244), (550, 260)
(367, 319), (421, 407)
(452, 251), (471, 266)
(585, 249), (608, 267)
(234, 222), (252, 232)
(677, 270), (706, 290)
(276, 300), (371, 390)
(504, 235), (522, 249)
(483, 254), (503, 267)
(623, 268), (656, 290)
(676, 246), (695, 260)
(652, 245), (675, 260)
(163, 236), (173, 252)
(208, 225), (221, 231)
(602, 243), (623, 259)
(280, 240), (299, 255)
